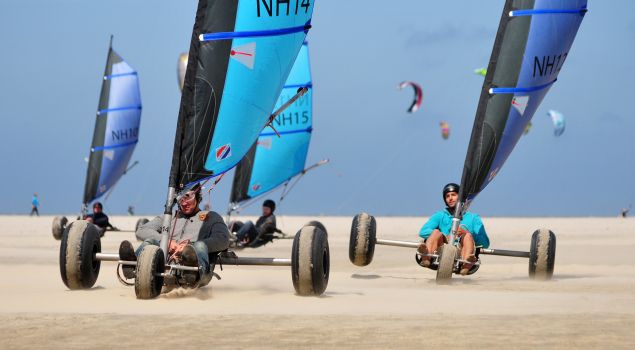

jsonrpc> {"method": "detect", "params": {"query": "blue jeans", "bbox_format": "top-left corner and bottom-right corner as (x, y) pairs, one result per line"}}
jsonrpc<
(236, 221), (258, 243)
(136, 238), (210, 270)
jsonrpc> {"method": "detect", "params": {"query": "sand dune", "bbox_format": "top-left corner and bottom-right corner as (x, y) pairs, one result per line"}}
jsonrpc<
(1, 215), (634, 349)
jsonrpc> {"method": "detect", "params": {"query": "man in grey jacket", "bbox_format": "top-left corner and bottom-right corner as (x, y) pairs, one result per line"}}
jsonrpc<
(120, 183), (230, 287)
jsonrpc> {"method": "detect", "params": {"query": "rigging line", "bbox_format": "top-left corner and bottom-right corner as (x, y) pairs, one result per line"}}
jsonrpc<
(279, 159), (329, 202)
(333, 124), (421, 213)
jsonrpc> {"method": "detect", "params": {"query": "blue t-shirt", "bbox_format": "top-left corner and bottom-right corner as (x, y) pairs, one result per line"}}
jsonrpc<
(418, 209), (490, 248)
(32, 196), (39, 207)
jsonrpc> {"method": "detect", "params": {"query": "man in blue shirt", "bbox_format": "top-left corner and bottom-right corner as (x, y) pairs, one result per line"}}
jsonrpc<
(30, 193), (39, 216)
(417, 183), (489, 275)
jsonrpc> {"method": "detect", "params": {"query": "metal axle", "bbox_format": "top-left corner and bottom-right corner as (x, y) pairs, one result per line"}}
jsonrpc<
(376, 239), (419, 248)
(374, 239), (530, 258)
(95, 253), (200, 271)
(218, 257), (291, 266)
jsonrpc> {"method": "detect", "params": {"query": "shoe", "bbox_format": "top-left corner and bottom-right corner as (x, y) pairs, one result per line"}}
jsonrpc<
(180, 245), (201, 286)
(460, 255), (478, 275)
(119, 240), (136, 279)
(417, 243), (431, 268)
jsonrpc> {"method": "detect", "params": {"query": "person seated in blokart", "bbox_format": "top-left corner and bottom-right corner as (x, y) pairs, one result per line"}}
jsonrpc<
(417, 183), (490, 275)
(120, 183), (230, 287)
(84, 202), (118, 233)
(229, 199), (279, 247)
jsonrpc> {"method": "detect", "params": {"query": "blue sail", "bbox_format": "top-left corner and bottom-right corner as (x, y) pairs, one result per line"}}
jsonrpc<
(230, 42), (313, 205)
(83, 44), (142, 204)
(460, 0), (586, 207)
(171, 0), (314, 189)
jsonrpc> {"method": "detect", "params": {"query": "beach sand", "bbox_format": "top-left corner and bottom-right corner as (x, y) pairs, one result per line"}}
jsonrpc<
(1, 215), (634, 349)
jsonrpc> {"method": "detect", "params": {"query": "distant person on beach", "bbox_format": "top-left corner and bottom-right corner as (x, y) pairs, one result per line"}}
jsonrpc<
(30, 193), (39, 216)
(84, 202), (118, 231)
(123, 183), (230, 286)
(127, 205), (135, 216)
(620, 206), (630, 218)
(229, 199), (278, 247)
(417, 183), (490, 275)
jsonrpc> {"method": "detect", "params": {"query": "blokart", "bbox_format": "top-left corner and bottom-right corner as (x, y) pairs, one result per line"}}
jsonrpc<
(59, 218), (329, 298)
(58, 1), (322, 299)
(349, 212), (555, 284)
(345, 1), (584, 284)
(51, 36), (141, 241)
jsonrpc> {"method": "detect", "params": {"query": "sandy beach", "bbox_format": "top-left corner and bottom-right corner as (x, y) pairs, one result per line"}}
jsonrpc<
(1, 215), (634, 349)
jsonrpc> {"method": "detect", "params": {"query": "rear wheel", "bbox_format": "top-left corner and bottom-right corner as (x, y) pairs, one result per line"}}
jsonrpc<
(52, 216), (68, 240)
(59, 220), (101, 289)
(305, 220), (327, 236)
(529, 229), (556, 280)
(349, 212), (376, 266)
(291, 224), (330, 296)
(135, 245), (165, 299)
(436, 244), (457, 285)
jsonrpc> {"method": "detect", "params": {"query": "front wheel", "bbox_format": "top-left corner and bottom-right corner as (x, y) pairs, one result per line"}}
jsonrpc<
(135, 245), (165, 299)
(291, 223), (330, 296)
(59, 220), (101, 289)
(436, 244), (457, 285)
(529, 229), (556, 280)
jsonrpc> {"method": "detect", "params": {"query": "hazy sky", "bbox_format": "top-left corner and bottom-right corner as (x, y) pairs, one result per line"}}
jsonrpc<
(1, 1), (633, 217)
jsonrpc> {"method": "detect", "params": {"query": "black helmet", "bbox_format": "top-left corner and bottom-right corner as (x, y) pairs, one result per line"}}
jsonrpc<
(442, 183), (460, 202)
(263, 199), (276, 212)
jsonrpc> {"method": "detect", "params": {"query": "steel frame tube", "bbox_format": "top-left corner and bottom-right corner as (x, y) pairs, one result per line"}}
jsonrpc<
(94, 253), (201, 270)
(376, 239), (419, 248)
(218, 257), (291, 266)
(480, 248), (530, 258)
(95, 253), (121, 261)
(159, 187), (177, 260)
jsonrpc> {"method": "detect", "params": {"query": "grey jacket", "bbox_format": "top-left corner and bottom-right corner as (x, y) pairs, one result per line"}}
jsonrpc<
(135, 211), (230, 253)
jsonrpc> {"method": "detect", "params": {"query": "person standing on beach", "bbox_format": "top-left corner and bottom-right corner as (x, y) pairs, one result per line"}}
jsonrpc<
(30, 193), (39, 216)
(620, 205), (630, 218)
(417, 183), (490, 275)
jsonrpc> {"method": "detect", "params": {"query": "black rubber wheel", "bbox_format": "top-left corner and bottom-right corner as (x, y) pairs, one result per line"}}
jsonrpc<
(135, 245), (165, 299)
(135, 218), (149, 232)
(436, 244), (457, 285)
(59, 220), (101, 289)
(52, 216), (68, 240)
(305, 220), (327, 236)
(349, 212), (376, 266)
(291, 224), (330, 296)
(529, 228), (556, 280)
